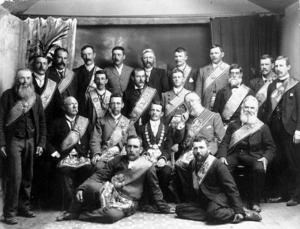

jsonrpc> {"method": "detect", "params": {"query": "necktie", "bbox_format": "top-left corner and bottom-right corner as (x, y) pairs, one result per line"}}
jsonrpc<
(58, 71), (64, 79)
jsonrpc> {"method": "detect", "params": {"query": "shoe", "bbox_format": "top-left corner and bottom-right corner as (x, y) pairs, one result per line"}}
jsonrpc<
(56, 211), (79, 221)
(250, 203), (261, 212)
(268, 196), (283, 203)
(18, 210), (36, 218)
(244, 210), (262, 222)
(4, 217), (18, 225)
(286, 199), (299, 207)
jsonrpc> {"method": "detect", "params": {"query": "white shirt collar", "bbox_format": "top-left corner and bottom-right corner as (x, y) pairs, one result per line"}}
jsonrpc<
(278, 74), (290, 81)
(85, 64), (95, 72)
(144, 67), (153, 72)
(134, 85), (144, 90)
(34, 72), (45, 81)
(212, 61), (223, 69)
(177, 64), (186, 71)
(96, 88), (106, 95)
(111, 112), (122, 120)
(173, 86), (184, 95)
(150, 119), (160, 127)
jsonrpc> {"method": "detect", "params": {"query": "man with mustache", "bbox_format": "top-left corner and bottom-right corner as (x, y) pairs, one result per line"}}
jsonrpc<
(265, 56), (300, 206)
(172, 92), (225, 202)
(46, 96), (93, 209)
(213, 64), (254, 126)
(56, 135), (174, 223)
(47, 48), (78, 100)
(216, 96), (275, 212)
(74, 45), (102, 116)
(85, 70), (111, 128)
(195, 44), (230, 110)
(123, 68), (159, 134)
(0, 69), (46, 224)
(250, 54), (277, 120)
(176, 137), (262, 224)
(105, 46), (133, 94)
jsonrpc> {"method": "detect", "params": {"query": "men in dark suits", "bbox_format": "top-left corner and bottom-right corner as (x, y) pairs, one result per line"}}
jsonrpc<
(265, 56), (300, 206)
(74, 45), (102, 115)
(105, 46), (133, 94)
(172, 92), (225, 202)
(213, 64), (254, 126)
(90, 93), (136, 172)
(168, 47), (198, 91)
(216, 96), (276, 212)
(123, 68), (159, 134)
(162, 68), (190, 126)
(46, 97), (93, 209)
(140, 102), (173, 200)
(57, 135), (174, 223)
(176, 137), (262, 224)
(250, 54), (277, 120)
(85, 70), (111, 128)
(0, 69), (46, 224)
(47, 48), (78, 100)
(195, 44), (230, 110)
(32, 55), (63, 125)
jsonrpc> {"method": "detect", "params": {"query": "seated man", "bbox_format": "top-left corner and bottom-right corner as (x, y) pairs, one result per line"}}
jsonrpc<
(85, 70), (111, 127)
(140, 102), (173, 201)
(90, 93), (136, 172)
(46, 97), (93, 208)
(176, 137), (262, 224)
(216, 96), (276, 212)
(57, 135), (174, 223)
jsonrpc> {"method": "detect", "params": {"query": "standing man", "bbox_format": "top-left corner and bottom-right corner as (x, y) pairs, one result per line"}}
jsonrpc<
(195, 44), (230, 110)
(74, 45), (102, 115)
(265, 56), (300, 206)
(105, 46), (133, 94)
(170, 47), (198, 91)
(213, 64), (254, 126)
(47, 48), (78, 100)
(250, 54), (277, 120)
(0, 69), (46, 224)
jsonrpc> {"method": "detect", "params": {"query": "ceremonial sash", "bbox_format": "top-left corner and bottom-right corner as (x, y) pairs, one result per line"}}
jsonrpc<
(203, 62), (229, 92)
(164, 89), (190, 119)
(229, 120), (264, 149)
(40, 78), (57, 109)
(222, 84), (250, 121)
(5, 95), (36, 126)
(192, 154), (215, 190)
(57, 69), (74, 94)
(106, 116), (130, 148)
(60, 116), (89, 152)
(89, 89), (111, 118)
(129, 87), (157, 123)
(270, 78), (299, 115)
(256, 81), (272, 107)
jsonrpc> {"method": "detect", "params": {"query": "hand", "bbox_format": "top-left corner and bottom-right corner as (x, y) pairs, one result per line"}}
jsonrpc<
(36, 146), (43, 156)
(0, 146), (7, 158)
(232, 213), (244, 223)
(171, 144), (179, 153)
(76, 190), (83, 202)
(156, 158), (166, 168)
(51, 151), (61, 158)
(257, 157), (268, 172)
(169, 206), (176, 213)
(293, 132), (300, 144)
(220, 157), (228, 165)
(92, 154), (101, 165)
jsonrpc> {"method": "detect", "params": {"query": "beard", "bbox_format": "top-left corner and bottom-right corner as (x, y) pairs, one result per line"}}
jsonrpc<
(16, 83), (36, 101)
(240, 110), (257, 126)
(229, 78), (242, 88)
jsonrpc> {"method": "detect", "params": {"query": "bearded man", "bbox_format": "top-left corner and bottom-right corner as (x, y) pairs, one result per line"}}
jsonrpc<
(216, 96), (276, 212)
(0, 69), (46, 224)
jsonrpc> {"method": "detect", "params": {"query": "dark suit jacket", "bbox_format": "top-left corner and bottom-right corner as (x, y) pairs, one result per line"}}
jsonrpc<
(212, 85), (255, 123)
(0, 89), (46, 149)
(89, 113), (137, 156)
(266, 77), (300, 135)
(77, 155), (170, 212)
(46, 115), (92, 159)
(167, 66), (198, 92)
(216, 120), (276, 162)
(185, 157), (244, 215)
(105, 64), (133, 94)
(47, 66), (78, 99)
(140, 121), (172, 161)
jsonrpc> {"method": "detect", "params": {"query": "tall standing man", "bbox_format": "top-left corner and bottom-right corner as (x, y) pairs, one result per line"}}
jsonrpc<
(265, 56), (300, 206)
(0, 69), (46, 225)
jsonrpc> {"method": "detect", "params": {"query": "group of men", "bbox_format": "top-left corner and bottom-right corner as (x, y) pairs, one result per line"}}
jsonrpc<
(0, 43), (299, 226)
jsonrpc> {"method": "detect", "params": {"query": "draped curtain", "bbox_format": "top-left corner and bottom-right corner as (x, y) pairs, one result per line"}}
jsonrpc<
(211, 15), (280, 84)
(24, 16), (77, 70)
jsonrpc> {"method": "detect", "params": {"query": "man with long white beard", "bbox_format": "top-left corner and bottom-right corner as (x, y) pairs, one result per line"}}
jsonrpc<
(0, 69), (46, 224)
(216, 95), (275, 212)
